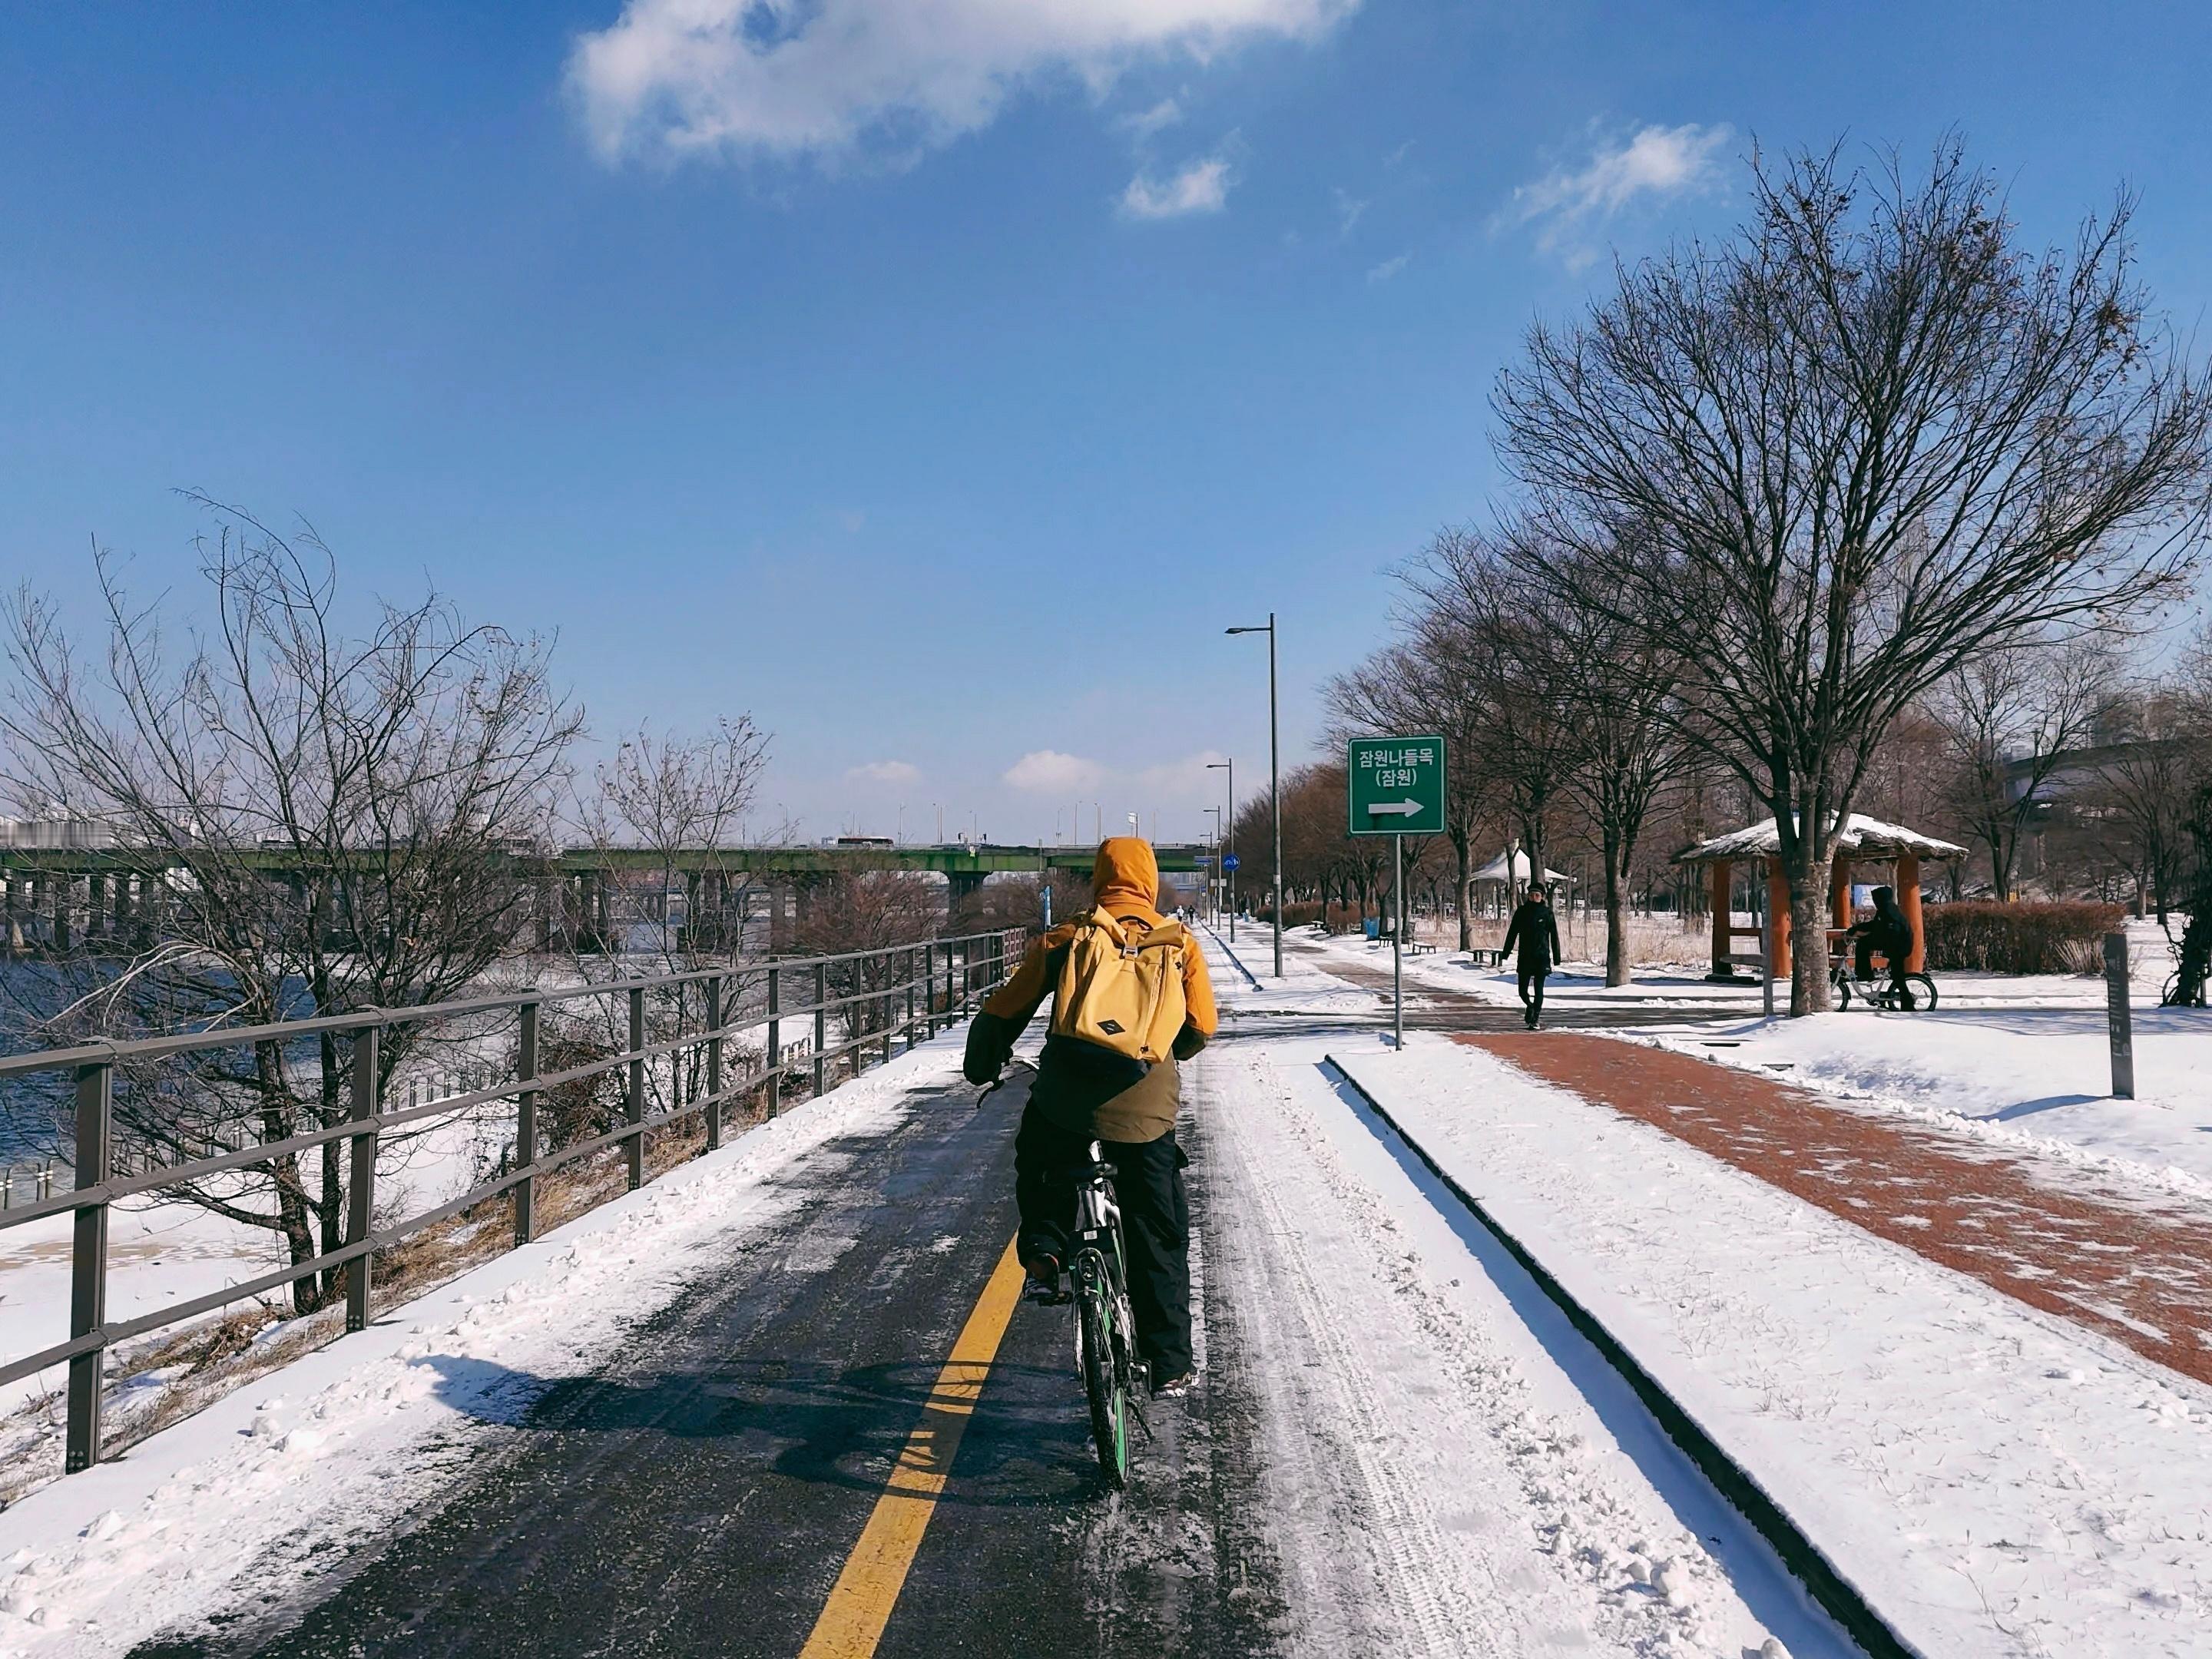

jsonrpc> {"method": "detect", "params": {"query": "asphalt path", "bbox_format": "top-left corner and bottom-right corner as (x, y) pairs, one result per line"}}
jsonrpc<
(127, 1059), (1296, 1659)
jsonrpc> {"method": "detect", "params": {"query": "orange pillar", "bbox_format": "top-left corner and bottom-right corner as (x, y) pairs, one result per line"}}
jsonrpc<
(1896, 853), (1926, 971)
(1709, 859), (1731, 975)
(1766, 860), (1793, 980)
(1830, 857), (1853, 931)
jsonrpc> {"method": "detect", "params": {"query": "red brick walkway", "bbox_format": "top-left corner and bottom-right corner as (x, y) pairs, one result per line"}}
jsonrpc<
(1458, 1033), (2212, 1387)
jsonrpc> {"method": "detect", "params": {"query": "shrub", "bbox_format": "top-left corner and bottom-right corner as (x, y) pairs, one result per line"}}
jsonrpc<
(1919, 900), (2124, 975)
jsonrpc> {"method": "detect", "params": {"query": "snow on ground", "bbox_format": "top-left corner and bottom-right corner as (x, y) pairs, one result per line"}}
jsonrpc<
(0, 1038), (952, 1655)
(1194, 981), (1849, 1656)
(1329, 1035), (2212, 1657)
(0, 1082), (519, 1421)
(1632, 1006), (2212, 1205)
(1293, 916), (2212, 1203)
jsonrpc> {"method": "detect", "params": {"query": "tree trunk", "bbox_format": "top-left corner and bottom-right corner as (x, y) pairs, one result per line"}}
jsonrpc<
(1453, 834), (1474, 952)
(1785, 856), (1834, 1016)
(1602, 826), (1629, 987)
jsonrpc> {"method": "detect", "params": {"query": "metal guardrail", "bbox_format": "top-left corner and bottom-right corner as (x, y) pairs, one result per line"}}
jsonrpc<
(1, 1159), (61, 1209)
(0, 926), (1027, 1480)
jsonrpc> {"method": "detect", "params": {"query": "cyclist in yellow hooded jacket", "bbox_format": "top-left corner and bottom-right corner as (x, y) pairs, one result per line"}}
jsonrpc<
(963, 837), (1217, 1396)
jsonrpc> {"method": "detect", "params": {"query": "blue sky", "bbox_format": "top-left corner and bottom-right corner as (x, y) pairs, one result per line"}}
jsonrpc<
(5, 1), (2209, 845)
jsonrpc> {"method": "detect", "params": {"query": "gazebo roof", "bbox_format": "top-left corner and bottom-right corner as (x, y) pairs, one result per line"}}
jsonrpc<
(1672, 813), (1966, 866)
(1470, 849), (1571, 885)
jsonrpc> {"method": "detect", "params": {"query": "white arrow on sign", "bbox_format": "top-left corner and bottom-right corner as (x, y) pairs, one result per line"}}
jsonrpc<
(1366, 799), (1425, 817)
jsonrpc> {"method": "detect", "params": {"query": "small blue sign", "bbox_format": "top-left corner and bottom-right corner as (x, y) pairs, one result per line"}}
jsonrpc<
(1221, 854), (1240, 873)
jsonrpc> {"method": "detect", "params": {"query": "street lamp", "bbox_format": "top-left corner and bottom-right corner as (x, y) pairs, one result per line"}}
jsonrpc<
(1206, 758), (1234, 942)
(1224, 615), (1282, 978)
(1202, 804), (1223, 924)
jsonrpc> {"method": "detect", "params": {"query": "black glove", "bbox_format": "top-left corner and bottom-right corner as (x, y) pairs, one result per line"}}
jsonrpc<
(962, 1010), (1018, 1085)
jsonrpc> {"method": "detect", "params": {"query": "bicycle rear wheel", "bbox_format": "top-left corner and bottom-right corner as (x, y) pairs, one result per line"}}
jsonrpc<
(1908, 973), (1938, 1011)
(1074, 1253), (1129, 1488)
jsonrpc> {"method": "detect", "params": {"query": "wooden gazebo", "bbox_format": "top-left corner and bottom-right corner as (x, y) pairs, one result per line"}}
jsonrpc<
(1672, 815), (1966, 981)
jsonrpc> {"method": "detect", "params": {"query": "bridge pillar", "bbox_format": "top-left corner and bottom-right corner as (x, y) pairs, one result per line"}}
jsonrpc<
(946, 871), (985, 917)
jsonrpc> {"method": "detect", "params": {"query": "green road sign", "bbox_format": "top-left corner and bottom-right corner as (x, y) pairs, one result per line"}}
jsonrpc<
(1346, 734), (1447, 836)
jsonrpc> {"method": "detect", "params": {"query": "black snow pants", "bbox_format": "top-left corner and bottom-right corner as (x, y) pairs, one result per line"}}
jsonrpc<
(1014, 1106), (1193, 1378)
(1516, 965), (1550, 1019)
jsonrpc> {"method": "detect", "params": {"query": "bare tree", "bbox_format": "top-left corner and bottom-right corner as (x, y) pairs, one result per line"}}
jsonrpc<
(576, 720), (772, 962)
(1930, 638), (2113, 899)
(555, 720), (773, 1124)
(1, 503), (581, 1310)
(1401, 531), (1587, 912)
(2091, 683), (2204, 923)
(1326, 634), (1502, 949)
(1494, 141), (2212, 1011)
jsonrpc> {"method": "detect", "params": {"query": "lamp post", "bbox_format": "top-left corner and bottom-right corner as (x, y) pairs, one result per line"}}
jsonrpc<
(1224, 616), (1282, 978)
(1206, 758), (1233, 942)
(1203, 805), (1224, 925)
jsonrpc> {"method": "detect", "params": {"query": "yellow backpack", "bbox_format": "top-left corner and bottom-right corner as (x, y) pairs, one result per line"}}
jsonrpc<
(1049, 909), (1190, 1063)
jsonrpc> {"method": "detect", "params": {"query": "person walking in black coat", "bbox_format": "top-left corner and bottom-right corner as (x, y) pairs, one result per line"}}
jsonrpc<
(1500, 884), (1564, 1028)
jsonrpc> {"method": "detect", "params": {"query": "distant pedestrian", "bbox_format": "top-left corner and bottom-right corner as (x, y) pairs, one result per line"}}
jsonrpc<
(1501, 883), (1563, 1028)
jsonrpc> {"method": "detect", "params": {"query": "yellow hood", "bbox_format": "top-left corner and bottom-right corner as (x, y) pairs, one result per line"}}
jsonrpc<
(1091, 837), (1163, 921)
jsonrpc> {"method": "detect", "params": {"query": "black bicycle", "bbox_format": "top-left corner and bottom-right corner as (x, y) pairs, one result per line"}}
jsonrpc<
(1829, 954), (1939, 1012)
(979, 1065), (1141, 1487)
(1068, 1139), (1142, 1487)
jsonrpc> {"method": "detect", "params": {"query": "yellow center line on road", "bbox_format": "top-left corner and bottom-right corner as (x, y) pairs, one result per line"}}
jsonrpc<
(797, 1235), (1028, 1659)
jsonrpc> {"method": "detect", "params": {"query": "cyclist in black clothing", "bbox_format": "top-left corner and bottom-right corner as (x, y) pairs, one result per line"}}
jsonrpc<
(1501, 884), (1564, 1028)
(1847, 885), (1918, 1009)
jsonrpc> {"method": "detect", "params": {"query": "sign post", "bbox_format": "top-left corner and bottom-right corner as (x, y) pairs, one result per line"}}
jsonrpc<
(1347, 735), (1448, 1051)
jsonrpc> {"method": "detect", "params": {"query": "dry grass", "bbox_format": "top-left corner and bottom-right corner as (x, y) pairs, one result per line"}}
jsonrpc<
(1408, 911), (1714, 968)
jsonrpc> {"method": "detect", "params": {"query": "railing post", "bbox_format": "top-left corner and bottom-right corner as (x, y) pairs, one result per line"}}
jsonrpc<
(813, 961), (828, 1098)
(924, 942), (937, 1037)
(346, 1022), (379, 1333)
(906, 946), (918, 1052)
(705, 975), (724, 1151)
(627, 985), (646, 1190)
(65, 1058), (113, 1473)
(515, 1000), (539, 1247)
(765, 962), (781, 1120)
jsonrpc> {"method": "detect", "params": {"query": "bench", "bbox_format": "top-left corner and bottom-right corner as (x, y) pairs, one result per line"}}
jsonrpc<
(1407, 941), (1437, 956)
(1467, 946), (1505, 968)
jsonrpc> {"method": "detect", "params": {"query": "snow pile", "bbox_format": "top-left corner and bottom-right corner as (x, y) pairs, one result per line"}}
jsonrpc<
(0, 1041), (956, 1655)
(1634, 1007), (2212, 1200)
(1335, 1037), (2212, 1657)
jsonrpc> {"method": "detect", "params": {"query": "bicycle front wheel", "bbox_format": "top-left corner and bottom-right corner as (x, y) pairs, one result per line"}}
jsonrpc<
(1075, 1259), (1129, 1489)
(1833, 972), (1853, 1010)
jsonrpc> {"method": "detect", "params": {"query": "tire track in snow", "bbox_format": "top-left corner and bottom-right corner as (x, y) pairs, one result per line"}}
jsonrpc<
(1197, 1025), (1847, 1657)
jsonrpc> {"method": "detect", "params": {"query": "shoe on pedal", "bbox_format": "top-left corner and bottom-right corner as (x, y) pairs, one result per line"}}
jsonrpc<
(1022, 1253), (1064, 1303)
(1148, 1366), (1194, 1399)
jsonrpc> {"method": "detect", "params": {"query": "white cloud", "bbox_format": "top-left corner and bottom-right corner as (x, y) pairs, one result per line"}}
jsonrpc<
(1121, 97), (1184, 139)
(1121, 153), (1233, 218)
(847, 760), (921, 785)
(1331, 185), (1367, 237)
(1134, 750), (1229, 794)
(569, 0), (1356, 167)
(1506, 122), (1732, 267)
(1005, 750), (1107, 793)
(1366, 251), (1409, 283)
